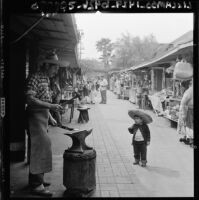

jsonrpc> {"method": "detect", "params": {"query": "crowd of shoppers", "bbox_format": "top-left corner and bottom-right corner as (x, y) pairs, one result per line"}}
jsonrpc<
(75, 76), (108, 105)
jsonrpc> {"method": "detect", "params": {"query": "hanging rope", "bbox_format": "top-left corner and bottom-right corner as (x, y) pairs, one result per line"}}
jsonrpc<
(10, 15), (45, 45)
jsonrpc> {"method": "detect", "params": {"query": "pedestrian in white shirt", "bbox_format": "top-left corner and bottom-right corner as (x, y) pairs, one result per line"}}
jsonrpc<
(89, 81), (96, 104)
(100, 76), (108, 104)
(115, 78), (121, 99)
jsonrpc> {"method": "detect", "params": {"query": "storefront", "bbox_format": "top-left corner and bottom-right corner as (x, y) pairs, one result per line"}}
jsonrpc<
(118, 70), (131, 100)
(129, 31), (193, 127)
(108, 70), (120, 93)
(123, 31), (193, 129)
(8, 14), (80, 161)
(128, 68), (151, 104)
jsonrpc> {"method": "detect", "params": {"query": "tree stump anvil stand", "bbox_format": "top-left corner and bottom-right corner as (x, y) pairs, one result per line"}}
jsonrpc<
(63, 129), (96, 197)
(77, 108), (90, 123)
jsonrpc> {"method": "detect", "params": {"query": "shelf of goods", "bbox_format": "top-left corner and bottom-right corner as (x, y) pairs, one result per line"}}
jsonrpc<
(163, 98), (181, 127)
(129, 87), (137, 103)
(123, 86), (130, 100)
(63, 86), (74, 99)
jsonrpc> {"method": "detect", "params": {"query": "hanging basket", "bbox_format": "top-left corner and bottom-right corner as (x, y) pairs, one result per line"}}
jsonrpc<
(173, 61), (193, 80)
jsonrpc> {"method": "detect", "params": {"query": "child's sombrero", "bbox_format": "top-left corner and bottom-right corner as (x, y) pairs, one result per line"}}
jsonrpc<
(128, 109), (153, 124)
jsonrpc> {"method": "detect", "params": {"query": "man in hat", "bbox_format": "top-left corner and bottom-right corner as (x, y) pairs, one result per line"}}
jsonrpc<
(99, 76), (108, 104)
(25, 52), (64, 197)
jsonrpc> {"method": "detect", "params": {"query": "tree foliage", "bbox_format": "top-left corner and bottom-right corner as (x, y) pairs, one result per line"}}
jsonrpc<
(79, 59), (105, 76)
(96, 38), (113, 70)
(111, 32), (159, 70)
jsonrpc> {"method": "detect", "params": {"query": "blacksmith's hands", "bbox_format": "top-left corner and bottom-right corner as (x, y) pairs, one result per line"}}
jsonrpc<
(50, 117), (57, 126)
(51, 104), (63, 112)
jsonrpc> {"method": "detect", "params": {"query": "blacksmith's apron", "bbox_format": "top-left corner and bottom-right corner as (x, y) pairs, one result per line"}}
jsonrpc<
(27, 107), (52, 174)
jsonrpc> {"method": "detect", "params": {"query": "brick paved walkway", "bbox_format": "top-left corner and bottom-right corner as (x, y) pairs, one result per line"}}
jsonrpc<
(10, 90), (194, 197)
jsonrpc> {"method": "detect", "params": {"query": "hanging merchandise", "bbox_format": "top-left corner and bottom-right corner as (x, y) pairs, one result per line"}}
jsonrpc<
(173, 60), (193, 80)
(166, 63), (175, 74)
(66, 70), (69, 80)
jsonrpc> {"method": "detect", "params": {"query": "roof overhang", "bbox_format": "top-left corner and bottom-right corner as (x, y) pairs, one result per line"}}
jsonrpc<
(10, 14), (79, 68)
(131, 41), (193, 71)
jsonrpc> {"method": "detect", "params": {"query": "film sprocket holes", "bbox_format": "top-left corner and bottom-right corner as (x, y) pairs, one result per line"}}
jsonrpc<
(30, 0), (192, 12)
(0, 98), (5, 118)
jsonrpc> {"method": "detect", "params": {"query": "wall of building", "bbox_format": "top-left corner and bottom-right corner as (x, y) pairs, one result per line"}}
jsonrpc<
(9, 33), (26, 162)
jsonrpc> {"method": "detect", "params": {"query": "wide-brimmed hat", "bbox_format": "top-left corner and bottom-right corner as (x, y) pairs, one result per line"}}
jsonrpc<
(128, 109), (153, 124)
(39, 52), (70, 67)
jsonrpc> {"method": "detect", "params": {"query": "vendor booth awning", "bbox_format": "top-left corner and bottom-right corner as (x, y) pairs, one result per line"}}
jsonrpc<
(130, 30), (193, 71)
(10, 14), (79, 68)
(131, 41), (193, 71)
(108, 68), (130, 75)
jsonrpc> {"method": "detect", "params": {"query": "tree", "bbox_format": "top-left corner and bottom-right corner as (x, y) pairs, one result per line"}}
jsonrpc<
(79, 59), (106, 80)
(111, 33), (159, 70)
(79, 59), (105, 76)
(96, 38), (113, 70)
(112, 32), (136, 69)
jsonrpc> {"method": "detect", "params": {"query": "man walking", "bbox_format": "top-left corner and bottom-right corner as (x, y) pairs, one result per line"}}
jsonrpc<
(100, 76), (108, 104)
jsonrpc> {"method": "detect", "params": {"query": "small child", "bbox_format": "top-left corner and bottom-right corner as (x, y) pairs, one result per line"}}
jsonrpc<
(128, 114), (151, 167)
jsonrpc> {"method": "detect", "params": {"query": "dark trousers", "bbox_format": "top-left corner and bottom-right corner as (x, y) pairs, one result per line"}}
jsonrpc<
(133, 141), (147, 161)
(101, 90), (107, 103)
(29, 173), (44, 188)
(136, 95), (142, 108)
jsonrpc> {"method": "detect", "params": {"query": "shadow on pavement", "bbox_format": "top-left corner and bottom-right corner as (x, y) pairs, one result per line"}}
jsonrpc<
(145, 166), (180, 178)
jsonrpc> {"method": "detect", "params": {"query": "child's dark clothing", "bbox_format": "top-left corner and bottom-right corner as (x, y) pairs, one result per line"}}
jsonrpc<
(133, 141), (147, 162)
(128, 123), (150, 165)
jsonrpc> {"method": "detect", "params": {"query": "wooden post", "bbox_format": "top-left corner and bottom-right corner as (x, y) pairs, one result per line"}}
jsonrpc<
(162, 68), (165, 89)
(73, 72), (76, 87)
(151, 68), (155, 92)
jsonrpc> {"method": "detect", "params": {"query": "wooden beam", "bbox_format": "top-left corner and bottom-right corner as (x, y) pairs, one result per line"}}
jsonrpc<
(151, 67), (164, 70)
(38, 41), (75, 48)
(38, 44), (75, 54)
(22, 14), (63, 22)
(34, 28), (70, 34)
(21, 14), (75, 30)
(38, 37), (76, 42)
(9, 19), (41, 43)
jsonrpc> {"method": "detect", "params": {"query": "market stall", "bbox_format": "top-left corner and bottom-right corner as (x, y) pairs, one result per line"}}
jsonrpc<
(163, 78), (191, 127)
(147, 63), (192, 127)
(128, 31), (193, 128)
(120, 71), (131, 100)
(128, 71), (142, 104)
(128, 68), (151, 109)
(148, 89), (172, 115)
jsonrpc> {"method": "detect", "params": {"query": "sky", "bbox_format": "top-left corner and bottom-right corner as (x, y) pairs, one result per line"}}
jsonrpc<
(75, 13), (193, 60)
